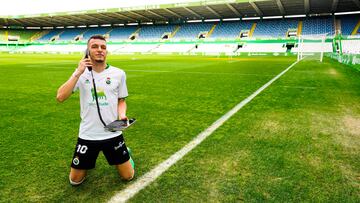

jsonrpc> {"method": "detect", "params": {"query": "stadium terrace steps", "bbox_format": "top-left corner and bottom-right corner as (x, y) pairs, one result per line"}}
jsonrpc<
(249, 23), (257, 37)
(38, 30), (63, 41)
(297, 21), (303, 36)
(252, 19), (298, 38)
(1, 15), (359, 47)
(173, 22), (214, 39)
(170, 25), (180, 38)
(340, 15), (360, 36)
(207, 23), (217, 38)
(301, 17), (334, 36)
(210, 21), (253, 39)
(138, 25), (176, 40)
(82, 27), (112, 41)
(0, 29), (39, 42)
(31, 30), (49, 41)
(352, 20), (360, 35)
(58, 28), (87, 41)
(108, 26), (138, 41)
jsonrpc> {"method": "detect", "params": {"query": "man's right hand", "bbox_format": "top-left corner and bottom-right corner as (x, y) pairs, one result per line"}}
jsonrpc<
(76, 58), (93, 76)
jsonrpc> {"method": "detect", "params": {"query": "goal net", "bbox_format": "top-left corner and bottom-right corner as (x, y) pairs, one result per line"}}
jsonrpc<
(296, 34), (329, 62)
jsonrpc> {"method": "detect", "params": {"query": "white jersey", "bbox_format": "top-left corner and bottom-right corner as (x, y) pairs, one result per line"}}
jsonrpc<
(73, 65), (128, 140)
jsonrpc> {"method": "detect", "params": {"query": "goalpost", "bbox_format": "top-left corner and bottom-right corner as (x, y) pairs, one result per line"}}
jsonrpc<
(297, 33), (328, 62)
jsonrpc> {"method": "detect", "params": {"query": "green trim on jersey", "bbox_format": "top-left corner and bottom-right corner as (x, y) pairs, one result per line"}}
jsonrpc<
(106, 64), (110, 69)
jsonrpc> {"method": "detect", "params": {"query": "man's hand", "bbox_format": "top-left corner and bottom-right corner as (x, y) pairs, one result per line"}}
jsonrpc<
(74, 58), (93, 77)
(119, 115), (128, 121)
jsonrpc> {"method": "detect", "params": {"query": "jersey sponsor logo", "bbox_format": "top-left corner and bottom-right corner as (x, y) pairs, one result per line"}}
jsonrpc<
(85, 79), (90, 84)
(91, 87), (107, 101)
(114, 141), (125, 150)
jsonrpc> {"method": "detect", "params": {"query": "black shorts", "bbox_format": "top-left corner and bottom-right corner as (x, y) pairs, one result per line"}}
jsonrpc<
(71, 134), (130, 170)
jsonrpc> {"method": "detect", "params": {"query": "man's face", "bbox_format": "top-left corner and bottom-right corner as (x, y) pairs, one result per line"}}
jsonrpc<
(88, 38), (107, 63)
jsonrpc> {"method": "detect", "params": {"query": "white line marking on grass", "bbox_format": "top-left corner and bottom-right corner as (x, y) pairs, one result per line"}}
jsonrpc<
(127, 70), (274, 77)
(108, 59), (301, 203)
(279, 85), (317, 89)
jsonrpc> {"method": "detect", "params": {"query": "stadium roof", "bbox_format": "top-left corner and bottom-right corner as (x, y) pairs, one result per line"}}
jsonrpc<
(1, 0), (360, 28)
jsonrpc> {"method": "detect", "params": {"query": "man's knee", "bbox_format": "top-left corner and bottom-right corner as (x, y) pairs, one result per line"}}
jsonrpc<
(119, 169), (134, 181)
(69, 168), (87, 186)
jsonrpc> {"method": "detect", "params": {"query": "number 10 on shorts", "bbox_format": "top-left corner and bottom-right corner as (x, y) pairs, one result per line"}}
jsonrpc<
(77, 144), (88, 154)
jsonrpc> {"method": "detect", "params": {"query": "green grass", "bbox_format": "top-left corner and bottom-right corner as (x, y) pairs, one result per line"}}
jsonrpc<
(0, 53), (359, 202)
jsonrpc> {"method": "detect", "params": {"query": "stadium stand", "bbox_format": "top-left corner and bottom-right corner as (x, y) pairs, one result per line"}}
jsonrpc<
(173, 22), (214, 39)
(301, 17), (335, 36)
(0, 29), (39, 42)
(83, 27), (112, 41)
(109, 26), (138, 41)
(58, 28), (87, 41)
(1, 15), (360, 55)
(37, 30), (63, 41)
(252, 18), (299, 38)
(138, 24), (176, 40)
(340, 15), (360, 36)
(211, 21), (254, 39)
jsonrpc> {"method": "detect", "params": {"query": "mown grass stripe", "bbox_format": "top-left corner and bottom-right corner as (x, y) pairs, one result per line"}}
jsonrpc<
(108, 59), (301, 203)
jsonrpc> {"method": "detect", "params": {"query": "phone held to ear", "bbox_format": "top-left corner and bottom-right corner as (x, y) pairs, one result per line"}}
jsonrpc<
(85, 48), (92, 71)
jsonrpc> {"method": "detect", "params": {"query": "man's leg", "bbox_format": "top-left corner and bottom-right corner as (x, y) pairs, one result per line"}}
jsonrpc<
(69, 168), (87, 186)
(69, 138), (99, 186)
(115, 159), (134, 181)
(103, 135), (135, 181)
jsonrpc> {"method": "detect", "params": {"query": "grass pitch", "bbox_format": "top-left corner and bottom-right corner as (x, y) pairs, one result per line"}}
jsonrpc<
(0, 53), (359, 202)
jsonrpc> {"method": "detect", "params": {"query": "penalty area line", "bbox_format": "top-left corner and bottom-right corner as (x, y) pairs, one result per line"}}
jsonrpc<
(108, 59), (302, 203)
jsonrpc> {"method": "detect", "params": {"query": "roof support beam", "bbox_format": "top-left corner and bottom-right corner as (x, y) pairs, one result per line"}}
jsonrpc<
(128, 11), (152, 21)
(226, 3), (242, 17)
(183, 7), (202, 18)
(205, 6), (221, 18)
(54, 16), (88, 26)
(27, 18), (62, 27)
(275, 0), (285, 15)
(26, 17), (56, 26)
(352, 0), (360, 9)
(146, 10), (167, 20)
(331, 0), (339, 12)
(80, 15), (108, 24)
(96, 13), (118, 22)
(163, 8), (184, 18)
(9, 18), (27, 26)
(63, 15), (91, 25)
(45, 17), (70, 26)
(249, 1), (263, 16)
(304, 0), (310, 14)
(110, 12), (137, 22)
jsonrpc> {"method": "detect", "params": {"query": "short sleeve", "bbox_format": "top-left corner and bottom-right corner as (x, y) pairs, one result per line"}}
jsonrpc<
(118, 71), (128, 98)
(73, 78), (80, 92)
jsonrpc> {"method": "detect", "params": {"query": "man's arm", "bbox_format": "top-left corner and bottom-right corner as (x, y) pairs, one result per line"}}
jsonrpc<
(56, 58), (92, 102)
(118, 98), (127, 120)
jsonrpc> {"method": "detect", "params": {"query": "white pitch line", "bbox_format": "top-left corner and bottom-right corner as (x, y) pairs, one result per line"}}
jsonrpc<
(108, 59), (302, 203)
(126, 69), (274, 77)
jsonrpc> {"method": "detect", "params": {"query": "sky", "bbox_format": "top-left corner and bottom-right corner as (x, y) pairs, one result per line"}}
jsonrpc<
(0, 0), (200, 16)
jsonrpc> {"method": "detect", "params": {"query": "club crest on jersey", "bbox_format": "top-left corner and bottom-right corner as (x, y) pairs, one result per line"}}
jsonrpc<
(85, 79), (90, 84)
(106, 77), (111, 85)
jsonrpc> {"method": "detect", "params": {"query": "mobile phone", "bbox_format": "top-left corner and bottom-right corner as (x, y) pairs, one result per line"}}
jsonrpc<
(84, 48), (92, 71)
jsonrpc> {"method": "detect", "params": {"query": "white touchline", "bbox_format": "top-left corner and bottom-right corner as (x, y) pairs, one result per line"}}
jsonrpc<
(108, 59), (302, 203)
